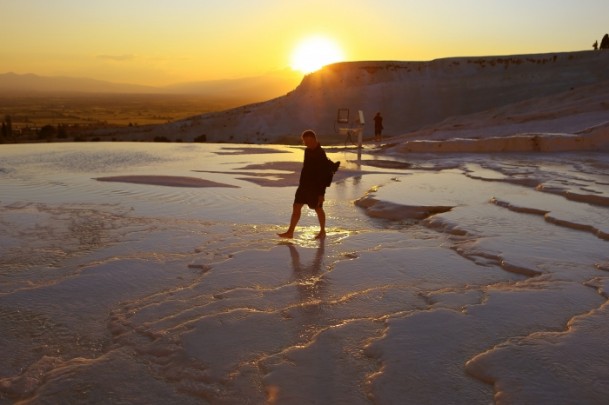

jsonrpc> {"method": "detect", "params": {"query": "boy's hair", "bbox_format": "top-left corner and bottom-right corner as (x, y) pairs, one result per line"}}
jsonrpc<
(301, 130), (317, 140)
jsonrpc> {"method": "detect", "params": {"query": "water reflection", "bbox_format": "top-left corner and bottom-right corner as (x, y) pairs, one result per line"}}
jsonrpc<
(283, 241), (328, 341)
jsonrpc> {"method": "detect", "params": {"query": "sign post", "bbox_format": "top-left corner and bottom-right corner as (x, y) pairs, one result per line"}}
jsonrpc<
(335, 108), (365, 162)
(357, 110), (365, 161)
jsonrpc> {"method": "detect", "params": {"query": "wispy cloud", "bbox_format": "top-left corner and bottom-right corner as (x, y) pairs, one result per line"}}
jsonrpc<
(97, 54), (136, 62)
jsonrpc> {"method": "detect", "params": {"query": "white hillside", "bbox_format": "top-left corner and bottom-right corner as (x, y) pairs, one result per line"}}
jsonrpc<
(384, 78), (609, 153)
(146, 50), (609, 145)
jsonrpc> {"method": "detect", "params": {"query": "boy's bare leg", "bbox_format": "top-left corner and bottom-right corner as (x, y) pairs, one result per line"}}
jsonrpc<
(314, 207), (326, 239)
(278, 203), (303, 238)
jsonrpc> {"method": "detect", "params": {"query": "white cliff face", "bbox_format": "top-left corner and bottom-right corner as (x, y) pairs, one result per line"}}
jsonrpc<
(151, 51), (609, 148)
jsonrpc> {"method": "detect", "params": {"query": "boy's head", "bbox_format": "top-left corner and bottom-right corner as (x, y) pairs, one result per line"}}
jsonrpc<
(301, 130), (318, 149)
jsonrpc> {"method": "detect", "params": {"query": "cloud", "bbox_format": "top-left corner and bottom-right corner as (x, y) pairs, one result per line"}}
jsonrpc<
(97, 54), (136, 62)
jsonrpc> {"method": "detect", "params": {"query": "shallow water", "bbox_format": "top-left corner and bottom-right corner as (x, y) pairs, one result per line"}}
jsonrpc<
(1, 143), (608, 404)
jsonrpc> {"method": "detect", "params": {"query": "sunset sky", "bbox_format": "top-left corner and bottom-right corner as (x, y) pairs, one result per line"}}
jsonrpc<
(2, 0), (608, 86)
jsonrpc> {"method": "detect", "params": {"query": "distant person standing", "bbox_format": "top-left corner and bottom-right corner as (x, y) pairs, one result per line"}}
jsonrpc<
(593, 40), (599, 50)
(374, 112), (384, 142)
(278, 130), (335, 240)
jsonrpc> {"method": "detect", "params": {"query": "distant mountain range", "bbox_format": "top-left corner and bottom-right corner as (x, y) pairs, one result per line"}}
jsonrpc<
(0, 69), (303, 101)
(8, 51), (609, 146)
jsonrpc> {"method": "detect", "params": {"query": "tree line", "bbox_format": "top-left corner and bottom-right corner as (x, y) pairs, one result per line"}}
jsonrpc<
(1, 115), (75, 143)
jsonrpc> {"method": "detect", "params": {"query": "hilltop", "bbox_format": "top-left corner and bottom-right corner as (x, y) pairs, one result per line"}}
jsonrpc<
(131, 50), (609, 146)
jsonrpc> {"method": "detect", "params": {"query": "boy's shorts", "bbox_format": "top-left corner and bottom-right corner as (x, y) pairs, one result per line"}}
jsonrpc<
(294, 186), (323, 209)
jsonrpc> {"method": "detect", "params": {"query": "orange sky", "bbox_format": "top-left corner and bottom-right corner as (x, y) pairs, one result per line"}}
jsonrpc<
(2, 0), (608, 86)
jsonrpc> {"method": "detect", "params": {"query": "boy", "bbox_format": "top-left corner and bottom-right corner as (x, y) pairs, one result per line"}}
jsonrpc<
(278, 130), (330, 239)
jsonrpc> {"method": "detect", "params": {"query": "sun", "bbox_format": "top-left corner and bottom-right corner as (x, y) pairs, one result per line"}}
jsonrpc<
(290, 36), (345, 74)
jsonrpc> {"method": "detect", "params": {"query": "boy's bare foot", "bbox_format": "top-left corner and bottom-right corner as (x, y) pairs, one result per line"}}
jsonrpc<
(314, 231), (326, 239)
(277, 232), (294, 239)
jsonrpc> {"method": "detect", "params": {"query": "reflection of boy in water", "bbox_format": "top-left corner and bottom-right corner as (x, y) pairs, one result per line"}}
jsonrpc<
(288, 242), (324, 305)
(278, 130), (328, 239)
